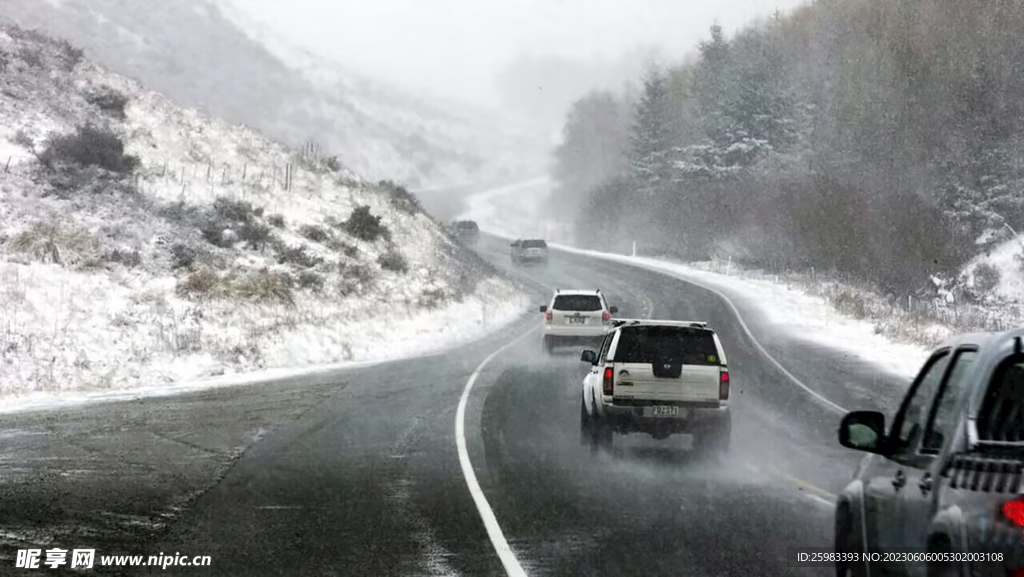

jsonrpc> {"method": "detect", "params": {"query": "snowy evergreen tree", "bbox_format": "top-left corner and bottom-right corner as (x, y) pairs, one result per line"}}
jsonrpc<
(627, 67), (675, 198)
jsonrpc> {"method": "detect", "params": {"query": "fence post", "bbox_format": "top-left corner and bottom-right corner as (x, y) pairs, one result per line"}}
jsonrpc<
(4, 156), (10, 172)
(727, 255), (732, 276)
(222, 166), (228, 185)
(162, 160), (168, 177)
(207, 164), (212, 182)
(242, 163), (247, 182)
(180, 166), (185, 184)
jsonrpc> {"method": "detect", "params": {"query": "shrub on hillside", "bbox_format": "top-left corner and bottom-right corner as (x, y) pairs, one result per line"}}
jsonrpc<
(299, 224), (330, 243)
(276, 244), (323, 269)
(296, 270), (325, 292)
(238, 221), (275, 251)
(379, 180), (421, 215)
(378, 249), (409, 273)
(974, 263), (1001, 294)
(57, 39), (83, 69)
(104, 248), (142, 268)
(9, 220), (99, 266)
(86, 87), (129, 120)
(345, 205), (388, 242)
(234, 270), (294, 305)
(212, 197), (263, 224)
(267, 214), (286, 229)
(12, 129), (33, 149)
(38, 125), (139, 174)
(170, 244), (197, 270)
(338, 263), (375, 296)
(177, 267), (227, 299)
(19, 47), (43, 69)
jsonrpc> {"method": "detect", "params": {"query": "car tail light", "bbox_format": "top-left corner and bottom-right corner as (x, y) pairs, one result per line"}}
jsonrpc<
(602, 367), (614, 395)
(1010, 569), (1024, 577)
(602, 310), (611, 322)
(544, 310), (552, 322)
(719, 370), (730, 400)
(1002, 497), (1024, 527)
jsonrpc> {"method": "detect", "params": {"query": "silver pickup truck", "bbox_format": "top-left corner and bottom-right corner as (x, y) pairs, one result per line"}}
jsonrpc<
(836, 328), (1024, 577)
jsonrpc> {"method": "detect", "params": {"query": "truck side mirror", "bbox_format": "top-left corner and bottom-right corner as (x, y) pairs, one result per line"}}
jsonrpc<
(580, 350), (597, 364)
(609, 306), (619, 314)
(839, 411), (887, 453)
(539, 305), (548, 313)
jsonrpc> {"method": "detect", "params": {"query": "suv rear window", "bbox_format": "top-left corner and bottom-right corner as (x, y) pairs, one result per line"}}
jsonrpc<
(522, 240), (547, 248)
(552, 294), (602, 311)
(613, 326), (720, 365)
(455, 221), (478, 231)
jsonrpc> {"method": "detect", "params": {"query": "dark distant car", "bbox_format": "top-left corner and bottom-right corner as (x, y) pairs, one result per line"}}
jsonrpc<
(449, 220), (480, 245)
(511, 239), (548, 266)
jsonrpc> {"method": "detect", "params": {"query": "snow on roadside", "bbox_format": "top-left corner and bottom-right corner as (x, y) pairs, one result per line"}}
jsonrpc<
(459, 180), (932, 381)
(0, 273), (527, 415)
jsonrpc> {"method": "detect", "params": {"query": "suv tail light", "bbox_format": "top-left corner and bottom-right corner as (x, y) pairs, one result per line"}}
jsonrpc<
(1002, 497), (1024, 527)
(602, 310), (611, 322)
(544, 310), (552, 322)
(602, 366), (614, 395)
(719, 370), (730, 400)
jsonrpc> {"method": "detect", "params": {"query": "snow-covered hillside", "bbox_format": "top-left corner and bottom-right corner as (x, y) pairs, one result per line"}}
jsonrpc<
(0, 0), (546, 189)
(0, 26), (526, 398)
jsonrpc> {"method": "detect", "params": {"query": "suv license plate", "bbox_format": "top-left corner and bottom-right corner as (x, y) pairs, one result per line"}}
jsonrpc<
(569, 316), (586, 324)
(645, 406), (686, 418)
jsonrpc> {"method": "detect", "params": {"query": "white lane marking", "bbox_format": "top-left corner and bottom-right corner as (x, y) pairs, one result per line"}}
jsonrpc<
(808, 494), (836, 509)
(254, 506), (305, 510)
(456, 326), (539, 577)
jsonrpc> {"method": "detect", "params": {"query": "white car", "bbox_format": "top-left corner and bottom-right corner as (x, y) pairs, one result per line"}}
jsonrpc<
(579, 319), (731, 454)
(539, 289), (618, 353)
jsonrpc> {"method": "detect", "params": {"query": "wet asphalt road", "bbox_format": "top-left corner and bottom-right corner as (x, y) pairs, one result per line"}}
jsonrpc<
(0, 235), (910, 577)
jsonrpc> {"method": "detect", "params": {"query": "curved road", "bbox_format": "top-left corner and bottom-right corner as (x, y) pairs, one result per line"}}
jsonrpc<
(1, 235), (910, 576)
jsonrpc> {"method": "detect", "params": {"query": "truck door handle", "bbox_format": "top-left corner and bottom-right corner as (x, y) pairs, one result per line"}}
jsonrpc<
(892, 470), (907, 489)
(918, 473), (933, 493)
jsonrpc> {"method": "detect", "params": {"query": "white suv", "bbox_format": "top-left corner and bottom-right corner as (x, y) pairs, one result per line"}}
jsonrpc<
(579, 319), (731, 454)
(539, 289), (618, 353)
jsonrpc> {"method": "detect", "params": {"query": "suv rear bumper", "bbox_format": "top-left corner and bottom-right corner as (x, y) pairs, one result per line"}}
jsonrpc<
(597, 403), (728, 435)
(544, 325), (608, 338)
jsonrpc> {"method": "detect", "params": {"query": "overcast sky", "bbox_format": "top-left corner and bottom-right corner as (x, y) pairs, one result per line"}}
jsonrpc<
(227, 0), (810, 107)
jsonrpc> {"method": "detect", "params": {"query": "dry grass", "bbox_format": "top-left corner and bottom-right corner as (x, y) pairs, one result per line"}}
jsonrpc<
(233, 270), (295, 305)
(8, 220), (100, 266)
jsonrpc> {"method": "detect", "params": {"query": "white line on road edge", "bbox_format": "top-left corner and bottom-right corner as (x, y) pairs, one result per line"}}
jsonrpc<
(456, 326), (539, 577)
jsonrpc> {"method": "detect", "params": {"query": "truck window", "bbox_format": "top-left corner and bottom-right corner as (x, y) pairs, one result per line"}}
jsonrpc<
(521, 240), (547, 248)
(552, 295), (602, 311)
(977, 358), (1024, 442)
(922, 349), (978, 452)
(891, 351), (951, 451)
(612, 326), (719, 365)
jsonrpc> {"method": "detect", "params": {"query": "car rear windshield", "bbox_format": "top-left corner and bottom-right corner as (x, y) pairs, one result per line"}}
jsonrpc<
(455, 221), (478, 230)
(522, 240), (547, 248)
(613, 326), (720, 365)
(552, 294), (602, 311)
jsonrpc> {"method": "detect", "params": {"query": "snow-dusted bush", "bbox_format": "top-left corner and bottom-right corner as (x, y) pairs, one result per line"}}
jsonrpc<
(103, 248), (141, 268)
(234, 269), (294, 305)
(177, 267), (228, 299)
(85, 86), (129, 120)
(170, 244), (196, 270)
(379, 180), (422, 215)
(378, 249), (408, 273)
(8, 220), (99, 266)
(237, 220), (275, 251)
(338, 263), (375, 295)
(296, 270), (325, 292)
(974, 263), (1001, 294)
(344, 205), (388, 242)
(276, 244), (323, 269)
(38, 125), (139, 174)
(267, 214), (286, 229)
(298, 224), (330, 243)
(12, 129), (33, 149)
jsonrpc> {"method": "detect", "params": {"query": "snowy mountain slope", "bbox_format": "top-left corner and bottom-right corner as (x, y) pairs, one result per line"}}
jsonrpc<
(0, 26), (526, 397)
(0, 0), (543, 188)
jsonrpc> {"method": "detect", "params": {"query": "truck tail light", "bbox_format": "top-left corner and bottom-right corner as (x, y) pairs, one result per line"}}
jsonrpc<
(602, 310), (611, 322)
(602, 367), (614, 395)
(1002, 497), (1024, 527)
(719, 370), (730, 400)
(544, 310), (552, 322)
